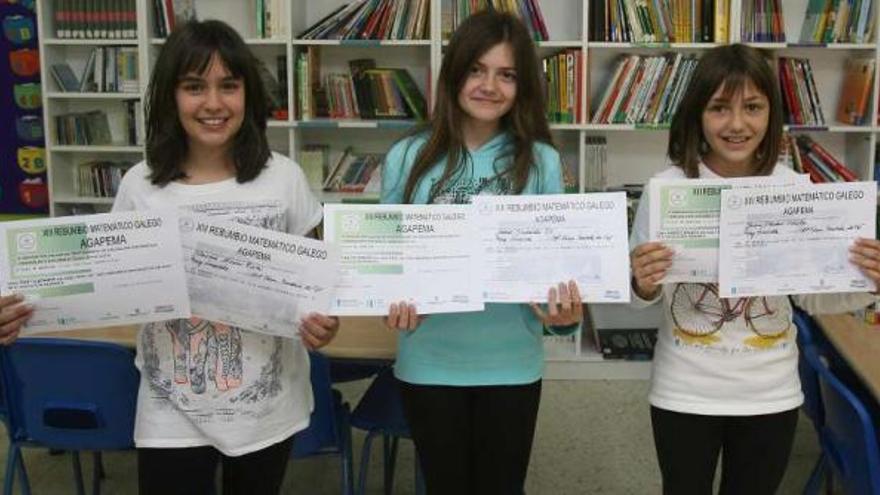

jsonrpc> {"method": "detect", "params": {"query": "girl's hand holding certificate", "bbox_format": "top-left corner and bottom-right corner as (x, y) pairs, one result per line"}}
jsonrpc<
(850, 238), (880, 289)
(630, 242), (674, 300)
(299, 313), (340, 350)
(384, 280), (584, 332)
(0, 294), (33, 345)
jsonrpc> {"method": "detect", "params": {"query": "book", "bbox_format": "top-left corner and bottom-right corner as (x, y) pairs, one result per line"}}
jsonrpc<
(836, 57), (874, 126)
(50, 62), (80, 91)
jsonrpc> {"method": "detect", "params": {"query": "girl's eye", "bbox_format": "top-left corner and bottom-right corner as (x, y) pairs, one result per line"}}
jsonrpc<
(181, 83), (203, 93)
(746, 103), (764, 112)
(221, 81), (242, 91)
(469, 66), (483, 76)
(707, 104), (727, 113)
(499, 71), (517, 82)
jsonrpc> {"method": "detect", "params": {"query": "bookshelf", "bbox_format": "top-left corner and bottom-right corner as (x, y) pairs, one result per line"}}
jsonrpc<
(35, 0), (880, 379)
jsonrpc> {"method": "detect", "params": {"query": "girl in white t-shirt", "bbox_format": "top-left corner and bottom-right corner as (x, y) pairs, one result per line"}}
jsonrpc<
(110, 19), (338, 495)
(630, 43), (880, 494)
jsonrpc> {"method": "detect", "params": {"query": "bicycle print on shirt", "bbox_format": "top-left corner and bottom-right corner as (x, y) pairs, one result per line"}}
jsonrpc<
(669, 283), (792, 352)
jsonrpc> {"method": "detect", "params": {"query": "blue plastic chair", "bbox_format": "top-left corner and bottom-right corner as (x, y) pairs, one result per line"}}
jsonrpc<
(350, 366), (424, 495)
(0, 338), (139, 495)
(802, 343), (880, 495)
(793, 309), (829, 494)
(291, 352), (354, 495)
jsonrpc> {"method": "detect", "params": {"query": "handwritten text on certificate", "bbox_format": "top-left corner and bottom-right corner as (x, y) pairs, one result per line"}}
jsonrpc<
(179, 215), (339, 338)
(472, 193), (631, 303)
(649, 175), (809, 283)
(0, 210), (190, 333)
(718, 181), (878, 298)
(323, 204), (483, 316)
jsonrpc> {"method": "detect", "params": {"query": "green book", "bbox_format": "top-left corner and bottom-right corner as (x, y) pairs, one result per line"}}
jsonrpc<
(391, 68), (426, 120)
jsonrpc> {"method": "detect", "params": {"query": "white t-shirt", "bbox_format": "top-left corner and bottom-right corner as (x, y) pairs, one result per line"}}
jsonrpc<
(630, 162), (876, 416)
(112, 152), (323, 455)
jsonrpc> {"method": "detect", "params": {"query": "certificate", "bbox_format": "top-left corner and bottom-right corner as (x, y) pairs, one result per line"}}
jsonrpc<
(0, 210), (190, 333)
(323, 204), (483, 316)
(718, 181), (878, 298)
(649, 174), (810, 283)
(472, 193), (631, 303)
(179, 214), (339, 338)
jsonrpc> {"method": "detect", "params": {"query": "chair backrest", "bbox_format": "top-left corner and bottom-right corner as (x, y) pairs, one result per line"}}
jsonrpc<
(793, 309), (824, 426)
(292, 352), (345, 457)
(802, 344), (880, 495)
(350, 366), (409, 437)
(0, 338), (139, 450)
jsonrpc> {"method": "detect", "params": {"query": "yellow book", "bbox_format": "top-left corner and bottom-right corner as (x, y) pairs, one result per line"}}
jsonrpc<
(715, 0), (729, 42)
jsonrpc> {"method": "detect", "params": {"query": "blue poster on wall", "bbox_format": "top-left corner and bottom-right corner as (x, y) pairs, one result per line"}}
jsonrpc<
(1, 0), (48, 215)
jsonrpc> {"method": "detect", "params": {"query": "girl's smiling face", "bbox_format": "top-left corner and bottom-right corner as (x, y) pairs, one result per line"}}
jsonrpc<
(701, 78), (770, 175)
(457, 42), (517, 131)
(175, 53), (245, 155)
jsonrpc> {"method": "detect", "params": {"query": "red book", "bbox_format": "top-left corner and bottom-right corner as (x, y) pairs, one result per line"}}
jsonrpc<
(798, 137), (859, 181)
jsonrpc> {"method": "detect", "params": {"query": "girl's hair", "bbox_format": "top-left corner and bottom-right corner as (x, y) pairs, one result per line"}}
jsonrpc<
(401, 10), (552, 203)
(668, 43), (783, 178)
(145, 19), (270, 186)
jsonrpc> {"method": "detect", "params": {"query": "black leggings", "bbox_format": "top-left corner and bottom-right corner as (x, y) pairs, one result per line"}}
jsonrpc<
(137, 435), (294, 495)
(398, 379), (542, 495)
(651, 406), (799, 495)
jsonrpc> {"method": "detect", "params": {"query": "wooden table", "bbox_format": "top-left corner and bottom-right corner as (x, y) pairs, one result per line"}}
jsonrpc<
(36, 316), (397, 360)
(815, 314), (880, 402)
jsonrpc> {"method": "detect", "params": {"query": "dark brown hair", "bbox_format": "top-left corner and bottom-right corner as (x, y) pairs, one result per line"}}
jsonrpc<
(668, 43), (783, 178)
(145, 19), (269, 186)
(401, 10), (553, 203)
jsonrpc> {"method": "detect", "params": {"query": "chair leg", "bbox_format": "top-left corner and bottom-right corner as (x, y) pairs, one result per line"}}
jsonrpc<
(342, 422), (354, 495)
(71, 451), (86, 495)
(415, 455), (425, 495)
(356, 431), (379, 495)
(4, 444), (18, 495)
(803, 452), (826, 495)
(383, 435), (399, 495)
(92, 452), (103, 495)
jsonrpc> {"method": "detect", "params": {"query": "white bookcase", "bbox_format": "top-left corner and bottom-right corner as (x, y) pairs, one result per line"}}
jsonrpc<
(35, 0), (879, 379)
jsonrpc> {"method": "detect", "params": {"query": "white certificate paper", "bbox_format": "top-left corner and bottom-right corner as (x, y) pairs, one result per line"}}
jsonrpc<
(179, 214), (339, 338)
(649, 174), (810, 283)
(323, 204), (483, 316)
(718, 181), (878, 298)
(472, 193), (631, 303)
(0, 210), (190, 333)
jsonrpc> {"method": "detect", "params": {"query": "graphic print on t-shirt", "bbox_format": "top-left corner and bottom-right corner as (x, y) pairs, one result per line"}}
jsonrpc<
(141, 200), (289, 422)
(430, 175), (513, 204)
(668, 283), (792, 353)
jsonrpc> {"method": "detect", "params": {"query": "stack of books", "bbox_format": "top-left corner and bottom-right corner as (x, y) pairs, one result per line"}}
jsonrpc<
(255, 0), (289, 38)
(446, 0), (547, 41)
(836, 58), (874, 126)
(591, 53), (698, 125)
(50, 47), (138, 93)
(323, 148), (383, 193)
(75, 160), (133, 197)
(739, 0), (786, 42)
(778, 57), (825, 126)
(52, 0), (137, 39)
(299, 0), (430, 40)
(152, 0), (196, 37)
(800, 0), (875, 44)
(543, 49), (582, 124)
(790, 134), (859, 182)
(584, 136), (608, 192)
(296, 53), (426, 121)
(589, 0), (731, 43)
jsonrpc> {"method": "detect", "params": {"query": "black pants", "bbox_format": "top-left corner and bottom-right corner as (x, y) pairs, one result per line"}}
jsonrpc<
(651, 406), (799, 495)
(398, 379), (542, 495)
(137, 436), (294, 495)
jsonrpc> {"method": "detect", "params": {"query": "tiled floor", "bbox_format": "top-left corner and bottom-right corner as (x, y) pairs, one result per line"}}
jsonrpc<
(0, 379), (821, 494)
